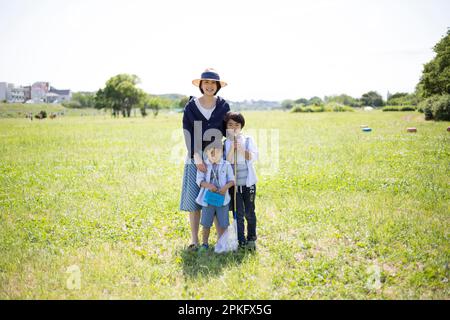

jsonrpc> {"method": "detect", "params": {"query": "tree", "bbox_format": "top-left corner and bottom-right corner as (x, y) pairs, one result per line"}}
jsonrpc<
(361, 91), (384, 107)
(418, 94), (450, 121)
(281, 99), (294, 109)
(178, 96), (189, 109)
(140, 104), (147, 117)
(64, 92), (95, 109)
(94, 88), (108, 110)
(415, 29), (450, 121)
(96, 74), (146, 117)
(308, 96), (323, 106)
(147, 96), (161, 117)
(417, 29), (450, 98)
(284, 97), (324, 108)
(324, 94), (361, 107)
(71, 92), (96, 108)
(387, 92), (418, 106)
(294, 98), (309, 105)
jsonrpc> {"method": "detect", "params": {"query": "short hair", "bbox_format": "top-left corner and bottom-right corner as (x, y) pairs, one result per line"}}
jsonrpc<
(199, 80), (221, 95)
(204, 141), (223, 159)
(224, 111), (245, 129)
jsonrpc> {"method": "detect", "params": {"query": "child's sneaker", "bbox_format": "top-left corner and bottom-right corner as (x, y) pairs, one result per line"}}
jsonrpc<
(198, 243), (209, 253)
(246, 240), (256, 251)
(187, 243), (198, 252)
(238, 241), (247, 250)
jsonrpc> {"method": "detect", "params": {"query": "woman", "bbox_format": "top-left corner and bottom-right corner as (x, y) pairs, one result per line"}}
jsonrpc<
(180, 68), (230, 250)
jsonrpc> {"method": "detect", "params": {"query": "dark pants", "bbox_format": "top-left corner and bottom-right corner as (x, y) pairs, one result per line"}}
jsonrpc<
(230, 185), (257, 244)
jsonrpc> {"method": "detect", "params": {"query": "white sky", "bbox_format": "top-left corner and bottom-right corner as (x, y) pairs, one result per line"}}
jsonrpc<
(0, 0), (449, 101)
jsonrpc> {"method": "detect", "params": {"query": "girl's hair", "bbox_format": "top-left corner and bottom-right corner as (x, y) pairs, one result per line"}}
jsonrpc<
(199, 80), (221, 95)
(224, 111), (245, 128)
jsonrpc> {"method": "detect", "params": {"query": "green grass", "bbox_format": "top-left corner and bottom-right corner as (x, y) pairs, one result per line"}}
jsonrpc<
(0, 103), (105, 118)
(0, 110), (449, 299)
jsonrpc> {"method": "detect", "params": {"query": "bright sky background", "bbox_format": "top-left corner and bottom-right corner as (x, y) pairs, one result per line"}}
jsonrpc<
(0, 0), (449, 101)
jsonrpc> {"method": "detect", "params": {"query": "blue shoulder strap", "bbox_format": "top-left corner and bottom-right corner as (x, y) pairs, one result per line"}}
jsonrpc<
(223, 140), (227, 160)
(245, 137), (249, 164)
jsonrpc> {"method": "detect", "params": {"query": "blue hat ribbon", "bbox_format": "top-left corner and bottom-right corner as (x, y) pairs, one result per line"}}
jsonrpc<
(201, 71), (220, 81)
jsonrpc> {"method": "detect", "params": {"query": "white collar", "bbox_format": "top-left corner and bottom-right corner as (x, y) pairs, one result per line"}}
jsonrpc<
(204, 158), (224, 166)
(195, 97), (216, 110)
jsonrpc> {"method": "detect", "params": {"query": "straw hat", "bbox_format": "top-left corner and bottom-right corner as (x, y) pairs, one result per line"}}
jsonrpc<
(192, 68), (228, 87)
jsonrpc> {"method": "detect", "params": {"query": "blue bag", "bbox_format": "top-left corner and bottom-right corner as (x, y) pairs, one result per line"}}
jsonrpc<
(204, 164), (225, 206)
(204, 190), (225, 207)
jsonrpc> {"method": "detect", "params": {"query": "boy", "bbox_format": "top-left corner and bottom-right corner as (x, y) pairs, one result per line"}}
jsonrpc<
(224, 112), (259, 250)
(196, 143), (235, 251)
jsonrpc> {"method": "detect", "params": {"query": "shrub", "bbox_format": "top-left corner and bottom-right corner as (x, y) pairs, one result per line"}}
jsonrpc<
(417, 97), (436, 119)
(328, 103), (354, 112)
(387, 93), (419, 106)
(418, 94), (450, 121)
(290, 103), (354, 113)
(62, 100), (82, 109)
(34, 110), (47, 119)
(383, 106), (399, 112)
(382, 106), (416, 112)
(290, 104), (304, 113)
(432, 94), (450, 121)
(323, 102), (354, 112)
(311, 105), (325, 112)
(290, 104), (312, 113)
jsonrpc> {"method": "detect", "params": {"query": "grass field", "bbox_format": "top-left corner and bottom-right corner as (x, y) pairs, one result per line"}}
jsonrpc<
(0, 110), (449, 299)
(0, 103), (105, 118)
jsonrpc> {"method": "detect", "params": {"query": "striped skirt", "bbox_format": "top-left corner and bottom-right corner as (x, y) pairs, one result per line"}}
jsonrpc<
(179, 158), (202, 212)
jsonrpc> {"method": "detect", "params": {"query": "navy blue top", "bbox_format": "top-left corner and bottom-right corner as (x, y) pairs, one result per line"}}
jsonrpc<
(182, 96), (230, 159)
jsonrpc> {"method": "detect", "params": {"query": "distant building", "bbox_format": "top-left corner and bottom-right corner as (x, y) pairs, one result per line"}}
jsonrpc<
(45, 92), (59, 103)
(10, 87), (26, 102)
(0, 82), (29, 102)
(0, 81), (71, 103)
(0, 82), (11, 101)
(31, 82), (49, 102)
(48, 86), (71, 103)
(23, 86), (31, 101)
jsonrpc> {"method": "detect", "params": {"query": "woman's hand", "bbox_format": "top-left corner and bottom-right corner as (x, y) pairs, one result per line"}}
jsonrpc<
(194, 153), (207, 173)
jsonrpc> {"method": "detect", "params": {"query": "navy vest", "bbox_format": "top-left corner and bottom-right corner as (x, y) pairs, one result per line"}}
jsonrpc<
(182, 96), (230, 159)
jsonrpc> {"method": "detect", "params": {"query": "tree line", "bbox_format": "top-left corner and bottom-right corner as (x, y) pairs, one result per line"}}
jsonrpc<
(63, 74), (186, 117)
(282, 91), (420, 110)
(64, 29), (449, 120)
(284, 29), (449, 120)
